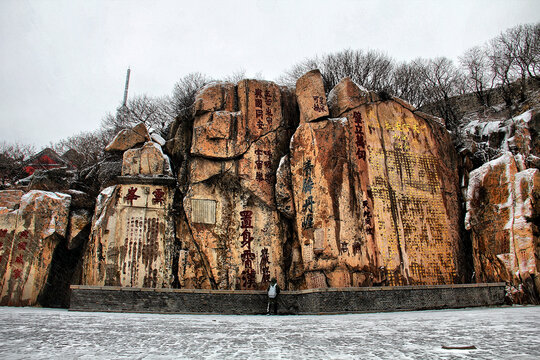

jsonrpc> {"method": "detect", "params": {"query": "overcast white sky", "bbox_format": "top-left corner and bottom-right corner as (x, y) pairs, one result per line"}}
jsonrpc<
(1, 0), (538, 149)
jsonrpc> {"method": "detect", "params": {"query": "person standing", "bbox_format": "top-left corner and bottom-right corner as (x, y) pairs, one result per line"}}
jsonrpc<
(267, 278), (280, 315)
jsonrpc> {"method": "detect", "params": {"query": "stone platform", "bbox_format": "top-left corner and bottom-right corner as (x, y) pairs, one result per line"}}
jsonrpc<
(69, 283), (505, 315)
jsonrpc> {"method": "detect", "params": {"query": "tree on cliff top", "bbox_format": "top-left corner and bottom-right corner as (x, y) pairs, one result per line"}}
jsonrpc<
(278, 49), (395, 93)
(0, 141), (36, 186)
(101, 94), (174, 135)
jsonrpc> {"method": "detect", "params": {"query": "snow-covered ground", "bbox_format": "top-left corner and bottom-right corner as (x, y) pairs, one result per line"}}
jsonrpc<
(0, 306), (538, 359)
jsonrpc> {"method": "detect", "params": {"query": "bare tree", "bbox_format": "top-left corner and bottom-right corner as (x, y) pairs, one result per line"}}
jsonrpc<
(416, 57), (465, 129)
(51, 129), (113, 168)
(169, 72), (211, 122)
(389, 61), (429, 108)
(278, 49), (395, 93)
(277, 58), (320, 87)
(0, 141), (36, 185)
(102, 94), (173, 135)
(460, 46), (495, 106)
(488, 30), (520, 105)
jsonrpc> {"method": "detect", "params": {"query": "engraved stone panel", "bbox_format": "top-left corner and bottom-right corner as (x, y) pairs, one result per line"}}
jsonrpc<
(313, 228), (324, 253)
(191, 199), (216, 225)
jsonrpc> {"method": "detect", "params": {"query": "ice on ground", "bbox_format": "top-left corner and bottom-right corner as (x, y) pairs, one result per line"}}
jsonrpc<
(0, 306), (539, 359)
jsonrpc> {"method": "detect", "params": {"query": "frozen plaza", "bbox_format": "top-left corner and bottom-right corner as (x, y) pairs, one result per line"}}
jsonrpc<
(0, 306), (539, 359)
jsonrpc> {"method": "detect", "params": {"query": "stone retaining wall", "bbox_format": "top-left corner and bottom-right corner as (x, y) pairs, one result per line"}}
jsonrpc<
(69, 283), (506, 315)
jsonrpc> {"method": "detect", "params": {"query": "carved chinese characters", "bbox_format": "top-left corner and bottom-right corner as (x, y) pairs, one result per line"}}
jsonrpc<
(183, 181), (285, 290)
(0, 191), (71, 306)
(354, 101), (461, 286)
(295, 69), (329, 123)
(288, 75), (462, 289)
(301, 160), (314, 231)
(81, 184), (175, 288)
(239, 210), (256, 288)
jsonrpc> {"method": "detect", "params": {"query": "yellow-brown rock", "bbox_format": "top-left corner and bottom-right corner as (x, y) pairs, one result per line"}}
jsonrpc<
(122, 142), (173, 176)
(105, 122), (151, 152)
(66, 209), (91, 250)
(179, 79), (297, 290)
(81, 184), (175, 288)
(327, 77), (370, 117)
(295, 69), (329, 123)
(188, 157), (234, 184)
(0, 190), (71, 306)
(288, 78), (463, 288)
(0, 190), (24, 209)
(190, 111), (248, 159)
(275, 155), (295, 219)
(194, 82), (236, 115)
(465, 153), (540, 298)
(182, 181), (285, 290)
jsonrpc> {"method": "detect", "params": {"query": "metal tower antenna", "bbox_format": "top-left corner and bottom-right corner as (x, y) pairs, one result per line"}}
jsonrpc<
(122, 68), (131, 107)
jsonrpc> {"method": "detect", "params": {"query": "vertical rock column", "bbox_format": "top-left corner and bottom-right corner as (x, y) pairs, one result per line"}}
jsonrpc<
(465, 153), (540, 300)
(287, 73), (463, 288)
(180, 80), (297, 290)
(81, 123), (177, 288)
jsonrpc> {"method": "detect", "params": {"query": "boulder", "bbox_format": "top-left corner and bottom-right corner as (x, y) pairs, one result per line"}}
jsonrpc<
(295, 69), (329, 123)
(465, 153), (540, 300)
(178, 78), (297, 290)
(122, 142), (173, 176)
(0, 190), (24, 209)
(0, 190), (71, 306)
(28, 168), (75, 192)
(182, 180), (286, 290)
(150, 132), (166, 146)
(105, 123), (150, 152)
(190, 111), (248, 159)
(288, 78), (463, 288)
(193, 82), (236, 115)
(327, 77), (369, 117)
(461, 109), (539, 169)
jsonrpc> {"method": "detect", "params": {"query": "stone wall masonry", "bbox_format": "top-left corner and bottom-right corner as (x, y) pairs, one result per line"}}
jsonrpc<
(70, 283), (505, 315)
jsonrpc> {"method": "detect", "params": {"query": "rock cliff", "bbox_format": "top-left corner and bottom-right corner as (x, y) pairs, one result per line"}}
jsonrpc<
(1, 70), (538, 307)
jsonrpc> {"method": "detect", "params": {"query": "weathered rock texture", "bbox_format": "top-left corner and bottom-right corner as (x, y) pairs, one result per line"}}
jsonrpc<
(105, 123), (151, 152)
(81, 183), (176, 287)
(462, 109), (539, 169)
(12, 72), (540, 309)
(0, 190), (71, 306)
(178, 79), (298, 291)
(82, 121), (179, 289)
(288, 77), (463, 288)
(77, 75), (465, 293)
(465, 152), (540, 300)
(295, 69), (329, 123)
(122, 142), (173, 176)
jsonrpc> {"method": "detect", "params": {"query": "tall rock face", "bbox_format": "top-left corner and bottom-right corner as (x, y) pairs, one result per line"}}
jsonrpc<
(177, 80), (298, 290)
(81, 183), (176, 287)
(465, 153), (540, 300)
(82, 123), (178, 288)
(286, 77), (463, 288)
(0, 191), (71, 306)
(460, 105), (540, 302)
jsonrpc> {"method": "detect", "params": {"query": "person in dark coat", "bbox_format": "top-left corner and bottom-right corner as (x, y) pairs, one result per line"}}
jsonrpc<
(267, 278), (280, 315)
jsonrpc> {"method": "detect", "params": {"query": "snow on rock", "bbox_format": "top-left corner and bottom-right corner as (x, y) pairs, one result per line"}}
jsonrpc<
(150, 132), (166, 146)
(465, 152), (540, 302)
(105, 123), (151, 152)
(0, 190), (71, 306)
(461, 108), (539, 168)
(122, 141), (174, 176)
